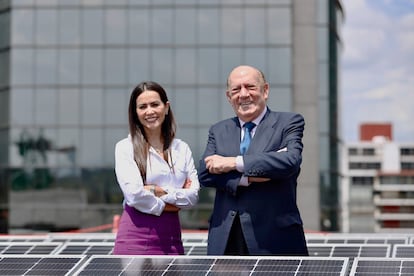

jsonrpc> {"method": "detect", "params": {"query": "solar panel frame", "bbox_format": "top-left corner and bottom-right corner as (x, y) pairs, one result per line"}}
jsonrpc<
(305, 233), (410, 245)
(392, 244), (414, 258)
(0, 235), (48, 242)
(72, 255), (350, 276)
(349, 257), (414, 276)
(307, 243), (391, 258)
(0, 254), (87, 276)
(0, 242), (63, 255)
(54, 242), (114, 255)
(46, 233), (116, 243)
(183, 242), (208, 256)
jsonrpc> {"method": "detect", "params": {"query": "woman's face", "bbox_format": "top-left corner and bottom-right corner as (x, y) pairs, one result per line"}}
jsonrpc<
(136, 90), (169, 134)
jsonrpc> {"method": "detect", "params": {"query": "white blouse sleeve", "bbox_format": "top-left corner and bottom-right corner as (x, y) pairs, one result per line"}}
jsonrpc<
(159, 142), (200, 209)
(114, 138), (166, 216)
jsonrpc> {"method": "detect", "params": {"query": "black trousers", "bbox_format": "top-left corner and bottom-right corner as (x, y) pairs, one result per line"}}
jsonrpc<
(224, 214), (249, 255)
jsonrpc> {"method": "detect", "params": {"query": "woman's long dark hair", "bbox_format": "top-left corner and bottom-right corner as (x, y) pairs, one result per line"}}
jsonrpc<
(128, 81), (176, 182)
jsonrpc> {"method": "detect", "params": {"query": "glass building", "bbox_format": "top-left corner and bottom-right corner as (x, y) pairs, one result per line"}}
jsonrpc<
(0, 0), (343, 233)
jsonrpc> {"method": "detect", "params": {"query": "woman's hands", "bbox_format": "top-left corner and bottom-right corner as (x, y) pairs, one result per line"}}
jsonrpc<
(144, 178), (191, 212)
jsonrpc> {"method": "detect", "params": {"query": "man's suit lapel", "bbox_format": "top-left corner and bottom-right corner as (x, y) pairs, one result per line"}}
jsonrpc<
(227, 117), (242, 155)
(248, 110), (277, 154)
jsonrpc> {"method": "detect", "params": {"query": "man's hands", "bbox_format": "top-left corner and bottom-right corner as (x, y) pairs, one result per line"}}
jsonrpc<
(204, 154), (237, 174)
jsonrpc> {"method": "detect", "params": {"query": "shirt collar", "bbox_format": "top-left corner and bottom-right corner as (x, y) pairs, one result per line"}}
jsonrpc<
(239, 106), (267, 128)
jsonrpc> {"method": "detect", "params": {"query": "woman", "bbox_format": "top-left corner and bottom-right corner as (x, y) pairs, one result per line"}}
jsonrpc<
(113, 81), (199, 255)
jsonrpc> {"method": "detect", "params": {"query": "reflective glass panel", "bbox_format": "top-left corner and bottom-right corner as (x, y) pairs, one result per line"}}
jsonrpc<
(35, 9), (58, 45)
(175, 8), (196, 44)
(104, 88), (127, 125)
(11, 9), (34, 45)
(35, 49), (57, 85)
(81, 88), (104, 125)
(151, 9), (173, 44)
(81, 49), (103, 85)
(59, 89), (80, 125)
(80, 128), (104, 166)
(82, 9), (104, 44)
(267, 8), (291, 44)
(10, 89), (34, 125)
(59, 49), (80, 84)
(151, 49), (173, 84)
(128, 49), (150, 85)
(59, 9), (81, 45)
(104, 49), (127, 85)
(127, 8), (150, 45)
(197, 48), (219, 84)
(35, 89), (58, 125)
(11, 49), (34, 85)
(175, 49), (196, 85)
(198, 8), (219, 45)
(105, 9), (127, 44)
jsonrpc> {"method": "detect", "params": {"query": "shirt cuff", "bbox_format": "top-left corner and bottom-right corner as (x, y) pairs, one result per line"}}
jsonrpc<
(239, 176), (250, 186)
(235, 155), (244, 172)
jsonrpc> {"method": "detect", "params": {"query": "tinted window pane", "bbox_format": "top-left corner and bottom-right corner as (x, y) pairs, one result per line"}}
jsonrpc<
(221, 8), (243, 44)
(174, 88), (197, 125)
(151, 49), (173, 84)
(11, 49), (34, 85)
(59, 9), (80, 45)
(268, 47), (291, 85)
(80, 128), (103, 166)
(198, 48), (220, 84)
(175, 49), (196, 84)
(35, 89), (57, 125)
(59, 89), (80, 125)
(244, 9), (265, 44)
(104, 49), (126, 85)
(175, 8), (196, 44)
(267, 8), (291, 44)
(35, 9), (57, 45)
(104, 88), (127, 125)
(11, 9), (34, 45)
(59, 49), (80, 84)
(10, 89), (34, 125)
(105, 9), (126, 44)
(128, 8), (150, 45)
(198, 8), (219, 44)
(81, 88), (104, 125)
(82, 9), (104, 44)
(35, 49), (57, 85)
(81, 49), (103, 85)
(128, 49), (150, 85)
(151, 9), (173, 44)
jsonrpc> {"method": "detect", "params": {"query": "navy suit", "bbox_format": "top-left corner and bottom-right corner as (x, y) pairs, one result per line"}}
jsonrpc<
(198, 108), (308, 255)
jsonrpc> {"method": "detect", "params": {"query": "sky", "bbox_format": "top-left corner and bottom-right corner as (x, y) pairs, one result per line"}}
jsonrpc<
(341, 0), (414, 142)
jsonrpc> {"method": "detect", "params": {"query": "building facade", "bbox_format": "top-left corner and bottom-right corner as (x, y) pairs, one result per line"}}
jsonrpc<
(0, 0), (343, 233)
(342, 123), (414, 232)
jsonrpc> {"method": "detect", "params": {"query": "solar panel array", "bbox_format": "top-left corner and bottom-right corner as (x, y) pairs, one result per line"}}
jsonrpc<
(73, 255), (350, 276)
(0, 232), (413, 275)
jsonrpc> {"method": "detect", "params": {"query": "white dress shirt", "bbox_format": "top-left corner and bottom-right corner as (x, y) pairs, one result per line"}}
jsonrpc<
(115, 135), (200, 216)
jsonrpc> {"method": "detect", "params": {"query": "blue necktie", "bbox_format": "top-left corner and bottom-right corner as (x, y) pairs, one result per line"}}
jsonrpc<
(240, 122), (255, 155)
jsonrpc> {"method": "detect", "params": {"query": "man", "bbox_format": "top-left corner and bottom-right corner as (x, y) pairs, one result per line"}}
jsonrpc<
(198, 65), (308, 256)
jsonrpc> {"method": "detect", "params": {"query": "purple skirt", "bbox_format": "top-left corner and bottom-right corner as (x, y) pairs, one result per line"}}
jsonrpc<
(113, 204), (184, 255)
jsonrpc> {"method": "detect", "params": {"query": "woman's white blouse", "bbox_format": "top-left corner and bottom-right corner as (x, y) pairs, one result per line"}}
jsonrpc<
(115, 135), (200, 216)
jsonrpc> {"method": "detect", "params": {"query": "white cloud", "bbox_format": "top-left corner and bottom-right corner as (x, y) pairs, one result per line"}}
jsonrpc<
(341, 0), (414, 142)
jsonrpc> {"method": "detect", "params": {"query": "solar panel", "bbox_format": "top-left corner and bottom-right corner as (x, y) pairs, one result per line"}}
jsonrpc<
(349, 257), (414, 276)
(54, 242), (114, 255)
(47, 233), (116, 243)
(308, 244), (391, 258)
(392, 245), (414, 258)
(181, 232), (208, 243)
(183, 242), (208, 255)
(0, 235), (48, 242)
(0, 242), (62, 255)
(0, 255), (87, 276)
(73, 255), (350, 276)
(305, 233), (409, 245)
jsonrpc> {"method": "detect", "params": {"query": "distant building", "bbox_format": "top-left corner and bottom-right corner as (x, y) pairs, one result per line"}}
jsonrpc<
(342, 123), (414, 232)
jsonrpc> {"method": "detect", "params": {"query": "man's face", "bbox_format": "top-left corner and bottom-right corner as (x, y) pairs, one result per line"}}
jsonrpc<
(226, 67), (269, 122)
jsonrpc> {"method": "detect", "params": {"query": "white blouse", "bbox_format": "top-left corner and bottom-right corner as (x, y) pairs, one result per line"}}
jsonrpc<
(115, 135), (200, 216)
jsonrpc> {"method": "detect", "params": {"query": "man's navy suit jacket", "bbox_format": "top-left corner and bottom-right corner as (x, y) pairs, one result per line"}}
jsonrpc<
(198, 108), (308, 255)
